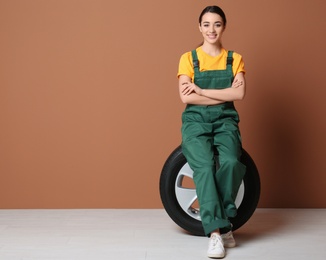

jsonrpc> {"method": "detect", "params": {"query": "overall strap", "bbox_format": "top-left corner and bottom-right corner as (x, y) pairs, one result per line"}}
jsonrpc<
(227, 51), (234, 82)
(191, 50), (200, 74)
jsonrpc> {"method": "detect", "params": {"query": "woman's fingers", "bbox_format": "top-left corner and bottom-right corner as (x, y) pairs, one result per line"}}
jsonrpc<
(232, 81), (243, 88)
(182, 83), (193, 95)
(182, 85), (191, 95)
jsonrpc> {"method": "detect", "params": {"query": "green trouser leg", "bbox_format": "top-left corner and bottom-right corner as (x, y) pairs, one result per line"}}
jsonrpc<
(213, 119), (246, 219)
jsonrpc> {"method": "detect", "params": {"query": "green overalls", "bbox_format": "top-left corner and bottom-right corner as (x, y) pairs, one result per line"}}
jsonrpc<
(181, 50), (246, 236)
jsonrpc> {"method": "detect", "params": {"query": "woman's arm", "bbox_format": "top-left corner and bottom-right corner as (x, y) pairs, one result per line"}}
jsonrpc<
(178, 75), (225, 105)
(202, 72), (246, 101)
(182, 72), (246, 102)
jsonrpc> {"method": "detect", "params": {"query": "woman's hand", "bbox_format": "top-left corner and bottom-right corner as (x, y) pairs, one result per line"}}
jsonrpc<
(181, 82), (203, 96)
(231, 78), (243, 88)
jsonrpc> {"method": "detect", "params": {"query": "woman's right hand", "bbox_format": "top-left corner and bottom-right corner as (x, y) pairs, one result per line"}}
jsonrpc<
(181, 82), (203, 96)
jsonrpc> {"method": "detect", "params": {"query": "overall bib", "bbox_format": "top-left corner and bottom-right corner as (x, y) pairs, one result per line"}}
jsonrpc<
(181, 50), (246, 236)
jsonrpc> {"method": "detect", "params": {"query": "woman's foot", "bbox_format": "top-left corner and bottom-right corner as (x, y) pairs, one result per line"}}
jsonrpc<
(207, 233), (225, 259)
(221, 231), (236, 248)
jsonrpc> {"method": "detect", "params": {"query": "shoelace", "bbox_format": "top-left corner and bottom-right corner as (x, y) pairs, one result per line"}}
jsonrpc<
(210, 235), (221, 247)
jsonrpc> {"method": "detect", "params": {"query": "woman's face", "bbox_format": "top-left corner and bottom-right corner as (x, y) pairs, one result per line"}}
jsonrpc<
(199, 12), (225, 45)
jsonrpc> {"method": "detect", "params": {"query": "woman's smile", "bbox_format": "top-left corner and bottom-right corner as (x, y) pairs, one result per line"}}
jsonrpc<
(207, 34), (217, 39)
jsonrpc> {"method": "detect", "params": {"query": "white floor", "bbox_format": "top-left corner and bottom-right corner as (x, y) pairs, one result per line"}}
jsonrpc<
(0, 209), (325, 260)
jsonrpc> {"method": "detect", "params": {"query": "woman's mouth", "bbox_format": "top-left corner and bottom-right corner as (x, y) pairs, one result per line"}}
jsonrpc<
(207, 34), (217, 39)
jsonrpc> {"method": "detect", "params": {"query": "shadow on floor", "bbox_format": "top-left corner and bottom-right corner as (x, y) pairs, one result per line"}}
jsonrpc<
(235, 209), (289, 244)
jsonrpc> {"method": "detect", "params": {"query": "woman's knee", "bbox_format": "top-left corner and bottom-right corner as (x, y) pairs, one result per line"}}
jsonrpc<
(220, 156), (241, 168)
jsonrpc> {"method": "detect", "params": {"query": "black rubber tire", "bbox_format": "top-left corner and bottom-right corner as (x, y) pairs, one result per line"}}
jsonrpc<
(159, 145), (260, 236)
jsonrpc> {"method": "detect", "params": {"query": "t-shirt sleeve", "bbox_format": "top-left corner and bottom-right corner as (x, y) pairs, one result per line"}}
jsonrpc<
(177, 52), (194, 79)
(232, 53), (246, 75)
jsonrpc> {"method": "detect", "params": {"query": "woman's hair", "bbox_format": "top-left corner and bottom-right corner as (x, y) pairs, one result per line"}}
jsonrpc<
(199, 6), (227, 26)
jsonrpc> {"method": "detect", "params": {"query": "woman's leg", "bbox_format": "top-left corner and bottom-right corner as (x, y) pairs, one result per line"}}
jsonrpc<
(182, 121), (231, 236)
(213, 119), (246, 219)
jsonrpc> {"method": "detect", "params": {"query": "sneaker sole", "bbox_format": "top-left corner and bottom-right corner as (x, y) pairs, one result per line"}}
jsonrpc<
(207, 252), (226, 259)
(223, 241), (236, 248)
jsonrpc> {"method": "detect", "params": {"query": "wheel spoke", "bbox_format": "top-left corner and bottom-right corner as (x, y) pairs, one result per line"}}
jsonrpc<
(175, 186), (197, 213)
(178, 163), (193, 179)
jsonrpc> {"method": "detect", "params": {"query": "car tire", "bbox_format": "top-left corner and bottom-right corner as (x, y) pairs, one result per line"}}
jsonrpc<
(159, 145), (260, 236)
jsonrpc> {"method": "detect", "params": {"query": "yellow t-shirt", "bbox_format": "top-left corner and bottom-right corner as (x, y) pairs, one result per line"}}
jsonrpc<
(177, 47), (245, 81)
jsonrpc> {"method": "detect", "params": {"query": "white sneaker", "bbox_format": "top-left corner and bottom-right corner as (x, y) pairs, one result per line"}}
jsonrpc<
(207, 233), (225, 259)
(221, 231), (236, 248)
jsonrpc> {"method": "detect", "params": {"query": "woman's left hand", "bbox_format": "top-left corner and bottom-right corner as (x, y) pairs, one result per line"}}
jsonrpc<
(181, 82), (203, 96)
(231, 78), (243, 88)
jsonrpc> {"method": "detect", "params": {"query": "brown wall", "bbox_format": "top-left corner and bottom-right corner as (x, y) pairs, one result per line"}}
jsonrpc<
(1, 0), (325, 209)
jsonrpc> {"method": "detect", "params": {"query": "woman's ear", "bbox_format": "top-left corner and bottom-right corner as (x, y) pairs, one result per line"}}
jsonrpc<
(198, 23), (202, 33)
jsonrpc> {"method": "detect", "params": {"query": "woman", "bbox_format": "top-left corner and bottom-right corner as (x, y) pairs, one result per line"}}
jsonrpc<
(177, 6), (247, 259)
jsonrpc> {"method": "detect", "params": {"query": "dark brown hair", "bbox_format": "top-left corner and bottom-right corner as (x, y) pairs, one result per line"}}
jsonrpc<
(199, 6), (227, 26)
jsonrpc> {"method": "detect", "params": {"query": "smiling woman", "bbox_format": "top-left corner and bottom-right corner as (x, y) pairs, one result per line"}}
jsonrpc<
(177, 5), (247, 259)
(199, 6), (226, 49)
